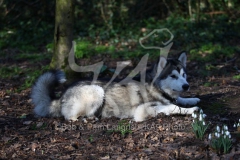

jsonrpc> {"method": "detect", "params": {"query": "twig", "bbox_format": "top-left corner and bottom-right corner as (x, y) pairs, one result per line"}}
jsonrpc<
(225, 57), (237, 63)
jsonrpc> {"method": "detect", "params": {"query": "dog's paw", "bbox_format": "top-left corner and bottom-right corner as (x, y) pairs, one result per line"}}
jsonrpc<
(67, 117), (79, 122)
(177, 97), (200, 106)
(188, 98), (200, 105)
(180, 106), (199, 115)
(188, 106), (199, 114)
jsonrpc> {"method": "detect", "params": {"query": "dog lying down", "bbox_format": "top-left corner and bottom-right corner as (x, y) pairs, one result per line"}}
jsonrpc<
(31, 52), (200, 122)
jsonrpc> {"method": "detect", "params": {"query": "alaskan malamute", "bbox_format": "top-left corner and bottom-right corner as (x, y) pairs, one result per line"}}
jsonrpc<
(31, 52), (200, 122)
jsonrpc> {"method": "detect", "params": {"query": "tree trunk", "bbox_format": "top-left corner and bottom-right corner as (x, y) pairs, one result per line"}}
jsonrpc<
(188, 0), (192, 20)
(50, 0), (74, 72)
(196, 0), (200, 23)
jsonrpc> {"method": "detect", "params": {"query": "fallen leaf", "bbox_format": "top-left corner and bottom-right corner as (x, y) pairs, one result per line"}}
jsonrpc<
(36, 122), (43, 128)
(13, 143), (21, 148)
(31, 143), (38, 152)
(2, 136), (11, 142)
(101, 155), (110, 159)
(19, 114), (27, 119)
(1, 101), (9, 106)
(23, 121), (32, 125)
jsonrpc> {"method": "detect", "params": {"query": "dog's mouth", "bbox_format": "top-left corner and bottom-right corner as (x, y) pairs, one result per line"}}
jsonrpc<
(172, 89), (181, 92)
(173, 88), (189, 92)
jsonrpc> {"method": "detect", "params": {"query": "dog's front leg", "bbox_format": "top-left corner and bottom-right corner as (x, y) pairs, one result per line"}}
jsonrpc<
(177, 97), (200, 106)
(156, 104), (199, 115)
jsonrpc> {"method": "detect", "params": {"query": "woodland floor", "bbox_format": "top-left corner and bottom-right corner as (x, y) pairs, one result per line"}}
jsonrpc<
(0, 51), (240, 160)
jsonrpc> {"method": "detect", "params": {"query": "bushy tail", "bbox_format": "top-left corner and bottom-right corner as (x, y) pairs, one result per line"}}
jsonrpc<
(31, 70), (66, 117)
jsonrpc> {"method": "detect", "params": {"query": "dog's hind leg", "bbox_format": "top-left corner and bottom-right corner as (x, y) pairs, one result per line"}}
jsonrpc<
(61, 85), (105, 121)
(134, 102), (161, 122)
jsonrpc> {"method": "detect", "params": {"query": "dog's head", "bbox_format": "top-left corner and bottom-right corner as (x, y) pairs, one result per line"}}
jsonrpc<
(150, 52), (189, 98)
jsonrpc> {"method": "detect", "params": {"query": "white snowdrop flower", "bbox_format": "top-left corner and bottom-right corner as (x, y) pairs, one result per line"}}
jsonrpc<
(191, 113), (195, 118)
(199, 115), (203, 121)
(229, 134), (231, 139)
(225, 131), (230, 136)
(237, 123), (240, 127)
(217, 133), (220, 138)
(216, 126), (220, 132)
(192, 113), (197, 118)
(195, 114), (198, 118)
(215, 132), (218, 137)
(202, 114), (207, 118)
(200, 109), (203, 114)
(224, 125), (228, 131)
(221, 130), (224, 135)
(193, 114), (197, 119)
(203, 121), (206, 125)
(234, 124), (236, 127)
(208, 134), (211, 140)
(224, 135), (226, 139)
(193, 119), (195, 123)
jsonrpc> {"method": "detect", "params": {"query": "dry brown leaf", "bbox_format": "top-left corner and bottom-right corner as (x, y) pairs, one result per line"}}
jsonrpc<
(31, 142), (38, 152)
(2, 136), (11, 142)
(13, 143), (21, 149)
(36, 122), (43, 128)
(23, 121), (32, 125)
(101, 155), (110, 159)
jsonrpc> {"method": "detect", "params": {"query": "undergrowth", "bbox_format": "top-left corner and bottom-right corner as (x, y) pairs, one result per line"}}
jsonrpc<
(108, 120), (132, 137)
(0, 52), (50, 92)
(1, 13), (240, 89)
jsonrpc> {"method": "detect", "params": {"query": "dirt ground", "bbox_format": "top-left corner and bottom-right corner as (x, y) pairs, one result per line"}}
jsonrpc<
(0, 53), (240, 159)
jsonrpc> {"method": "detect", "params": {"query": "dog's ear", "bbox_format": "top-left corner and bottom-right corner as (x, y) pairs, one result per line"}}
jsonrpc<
(149, 56), (167, 80)
(158, 56), (167, 71)
(154, 56), (167, 75)
(178, 51), (187, 67)
(149, 56), (167, 84)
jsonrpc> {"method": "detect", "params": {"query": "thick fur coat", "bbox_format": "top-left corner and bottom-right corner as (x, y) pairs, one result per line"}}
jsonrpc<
(31, 52), (200, 122)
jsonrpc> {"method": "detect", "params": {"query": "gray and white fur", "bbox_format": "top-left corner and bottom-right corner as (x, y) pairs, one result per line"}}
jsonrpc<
(31, 52), (200, 122)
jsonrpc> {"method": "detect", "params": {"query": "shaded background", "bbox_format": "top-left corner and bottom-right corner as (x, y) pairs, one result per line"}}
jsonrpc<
(0, 0), (240, 87)
(1, 0), (239, 55)
(0, 1), (240, 159)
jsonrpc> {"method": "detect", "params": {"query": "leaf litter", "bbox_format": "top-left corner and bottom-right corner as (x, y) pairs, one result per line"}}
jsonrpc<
(0, 54), (240, 159)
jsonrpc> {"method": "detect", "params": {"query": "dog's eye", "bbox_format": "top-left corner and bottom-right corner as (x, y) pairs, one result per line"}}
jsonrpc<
(170, 75), (177, 79)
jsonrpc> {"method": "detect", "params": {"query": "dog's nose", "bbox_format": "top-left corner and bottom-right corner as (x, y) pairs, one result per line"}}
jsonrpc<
(182, 84), (189, 91)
